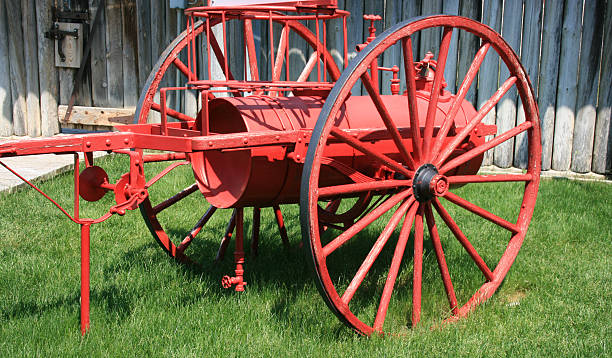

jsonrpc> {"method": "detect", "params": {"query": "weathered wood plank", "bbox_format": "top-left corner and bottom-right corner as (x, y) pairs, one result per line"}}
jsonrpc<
(571, 0), (605, 173)
(478, 0), (502, 166)
(21, 0), (40, 136)
(514, 0), (543, 168)
(136, 0), (152, 92)
(229, 17), (245, 82)
(538, 0), (563, 170)
(89, 0), (110, 107)
(418, 0), (442, 60)
(325, 0), (345, 74)
(457, 0), (480, 104)
(122, 0), (139, 107)
(380, 0), (400, 95)
(163, 4), (178, 109)
(4, 0), (27, 136)
(35, 0), (58, 136)
(0, 1), (13, 136)
(73, 1), (92, 108)
(105, 0), (124, 107)
(552, 0), (582, 171)
(58, 105), (134, 126)
(345, 0), (364, 95)
(494, 0), (522, 168)
(150, 0), (164, 65)
(399, 0), (421, 95)
(442, 0), (459, 94)
(364, 0), (384, 89)
(592, 0), (612, 174)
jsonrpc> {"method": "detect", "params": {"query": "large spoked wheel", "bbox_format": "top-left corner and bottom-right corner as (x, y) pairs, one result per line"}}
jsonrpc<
(136, 14), (341, 261)
(301, 15), (541, 335)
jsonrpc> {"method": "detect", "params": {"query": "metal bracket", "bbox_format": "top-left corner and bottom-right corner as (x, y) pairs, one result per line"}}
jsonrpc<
(45, 23), (79, 63)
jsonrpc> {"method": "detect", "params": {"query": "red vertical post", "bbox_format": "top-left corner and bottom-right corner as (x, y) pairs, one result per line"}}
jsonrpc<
(234, 207), (246, 291)
(80, 222), (91, 335)
(160, 89), (168, 136)
(73, 154), (80, 220)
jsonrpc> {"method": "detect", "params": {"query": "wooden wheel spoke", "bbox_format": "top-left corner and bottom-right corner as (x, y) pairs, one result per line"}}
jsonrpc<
(208, 28), (236, 81)
(422, 27), (453, 160)
(442, 191), (519, 233)
(440, 120), (532, 175)
(424, 204), (458, 314)
(401, 36), (423, 163)
(341, 197), (415, 304)
(322, 189), (413, 257)
(448, 173), (532, 185)
(361, 72), (416, 169)
(297, 52), (318, 82)
(410, 206), (425, 327)
(152, 183), (199, 215)
(272, 25), (289, 83)
(329, 127), (413, 178)
(250, 207), (262, 256)
(431, 43), (491, 159)
(318, 180), (411, 199)
(373, 202), (419, 331)
(273, 205), (290, 248)
(173, 57), (198, 81)
(216, 208), (237, 261)
(177, 205), (217, 252)
(432, 198), (494, 282)
(150, 102), (196, 122)
(435, 76), (517, 167)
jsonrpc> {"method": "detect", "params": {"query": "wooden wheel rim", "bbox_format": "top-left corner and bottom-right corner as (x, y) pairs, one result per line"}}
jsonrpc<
(136, 13), (342, 260)
(300, 15), (541, 335)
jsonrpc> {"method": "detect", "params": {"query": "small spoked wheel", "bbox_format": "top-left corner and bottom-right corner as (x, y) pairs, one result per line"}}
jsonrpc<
(136, 13), (341, 262)
(301, 15), (541, 335)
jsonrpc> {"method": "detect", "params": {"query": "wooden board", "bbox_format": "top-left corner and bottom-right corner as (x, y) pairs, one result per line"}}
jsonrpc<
(4, 0), (27, 136)
(418, 0), (442, 60)
(381, 0), (402, 95)
(345, 0), (363, 95)
(552, 0), (582, 171)
(457, 0), (480, 104)
(442, 0), (460, 93)
(89, 0), (110, 107)
(106, 0), (124, 107)
(538, 0), (563, 170)
(592, 0), (612, 174)
(514, 0), (543, 169)
(399, 0), (421, 96)
(35, 0), (59, 136)
(21, 0), (41, 136)
(478, 0), (502, 166)
(494, 0), (522, 168)
(122, 0), (139, 107)
(136, 0), (152, 92)
(58, 105), (135, 126)
(0, 1), (13, 136)
(571, 0), (605, 173)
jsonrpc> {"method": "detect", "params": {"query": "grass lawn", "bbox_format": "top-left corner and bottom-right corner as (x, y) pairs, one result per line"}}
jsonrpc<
(0, 154), (610, 357)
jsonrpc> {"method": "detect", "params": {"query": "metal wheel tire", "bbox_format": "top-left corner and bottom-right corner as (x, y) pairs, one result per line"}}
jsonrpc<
(136, 13), (341, 261)
(300, 15), (541, 335)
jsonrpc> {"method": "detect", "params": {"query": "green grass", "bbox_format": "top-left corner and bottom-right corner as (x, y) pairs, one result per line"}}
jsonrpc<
(0, 154), (610, 357)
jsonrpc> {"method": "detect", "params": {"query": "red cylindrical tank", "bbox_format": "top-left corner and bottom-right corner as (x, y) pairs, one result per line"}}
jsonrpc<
(191, 89), (482, 208)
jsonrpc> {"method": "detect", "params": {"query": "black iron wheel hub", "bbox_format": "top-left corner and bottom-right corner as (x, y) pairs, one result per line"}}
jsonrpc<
(412, 164), (439, 203)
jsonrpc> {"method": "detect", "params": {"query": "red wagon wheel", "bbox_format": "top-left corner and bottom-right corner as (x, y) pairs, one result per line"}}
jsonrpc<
(301, 15), (541, 335)
(135, 13), (342, 261)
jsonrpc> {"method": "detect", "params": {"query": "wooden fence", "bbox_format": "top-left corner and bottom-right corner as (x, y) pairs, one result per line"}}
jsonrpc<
(0, 0), (610, 175)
